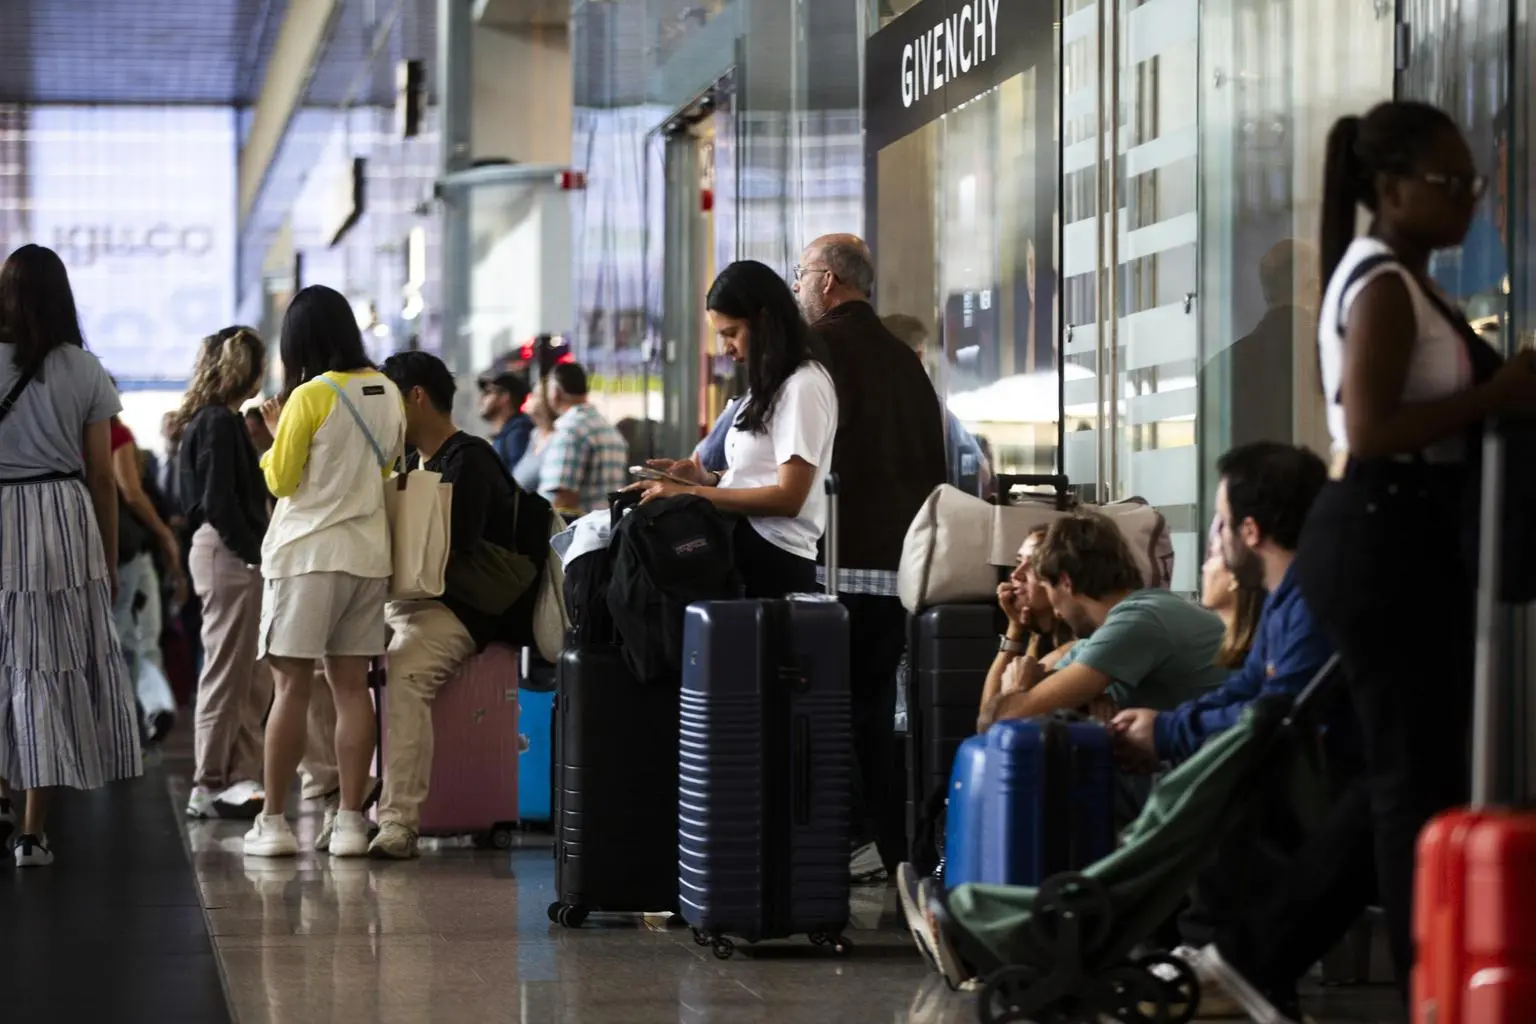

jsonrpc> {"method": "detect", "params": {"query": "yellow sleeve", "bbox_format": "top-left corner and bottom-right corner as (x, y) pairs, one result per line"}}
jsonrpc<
(260, 380), (333, 498)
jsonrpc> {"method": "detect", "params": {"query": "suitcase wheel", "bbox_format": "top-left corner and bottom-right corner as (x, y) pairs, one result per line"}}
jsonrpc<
(548, 902), (589, 929)
(691, 929), (710, 947)
(487, 825), (515, 850)
(808, 931), (853, 956)
(711, 938), (736, 961)
(1130, 953), (1200, 1024)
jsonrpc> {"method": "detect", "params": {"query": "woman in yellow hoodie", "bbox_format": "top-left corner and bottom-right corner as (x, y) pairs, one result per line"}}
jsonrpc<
(244, 285), (405, 859)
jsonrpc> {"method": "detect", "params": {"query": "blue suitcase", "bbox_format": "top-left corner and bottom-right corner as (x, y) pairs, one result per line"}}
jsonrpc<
(979, 716), (1116, 886)
(941, 733), (990, 889)
(517, 687), (554, 826)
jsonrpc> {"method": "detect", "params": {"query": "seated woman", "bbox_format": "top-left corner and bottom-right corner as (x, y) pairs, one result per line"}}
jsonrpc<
(977, 525), (1076, 731)
(631, 260), (838, 599)
(1201, 515), (1265, 672)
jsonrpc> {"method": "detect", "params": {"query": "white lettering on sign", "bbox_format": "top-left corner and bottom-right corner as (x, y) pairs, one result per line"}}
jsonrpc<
(900, 0), (1001, 109)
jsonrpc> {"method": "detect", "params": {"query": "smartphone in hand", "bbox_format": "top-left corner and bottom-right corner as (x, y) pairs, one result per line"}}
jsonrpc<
(629, 465), (694, 486)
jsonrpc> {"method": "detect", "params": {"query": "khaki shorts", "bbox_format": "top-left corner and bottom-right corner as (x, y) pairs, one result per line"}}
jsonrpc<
(259, 572), (389, 661)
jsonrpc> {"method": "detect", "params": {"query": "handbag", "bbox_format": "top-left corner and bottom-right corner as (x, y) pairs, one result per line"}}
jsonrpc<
(443, 539), (536, 615)
(530, 500), (569, 662)
(897, 481), (1173, 613)
(319, 377), (452, 600)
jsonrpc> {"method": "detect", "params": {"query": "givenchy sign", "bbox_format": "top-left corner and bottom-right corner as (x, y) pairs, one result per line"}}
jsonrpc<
(900, 0), (1002, 109)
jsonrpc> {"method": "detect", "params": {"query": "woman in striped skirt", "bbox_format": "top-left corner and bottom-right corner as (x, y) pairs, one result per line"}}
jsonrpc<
(0, 244), (143, 867)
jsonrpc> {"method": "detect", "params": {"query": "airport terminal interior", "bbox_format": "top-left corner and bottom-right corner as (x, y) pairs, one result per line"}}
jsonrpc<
(3, 0), (1535, 1022)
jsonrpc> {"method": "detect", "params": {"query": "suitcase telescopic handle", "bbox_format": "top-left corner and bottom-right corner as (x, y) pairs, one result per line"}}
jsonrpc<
(823, 474), (839, 598)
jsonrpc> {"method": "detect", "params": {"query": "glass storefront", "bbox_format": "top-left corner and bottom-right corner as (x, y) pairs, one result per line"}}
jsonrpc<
(864, 0), (1404, 591)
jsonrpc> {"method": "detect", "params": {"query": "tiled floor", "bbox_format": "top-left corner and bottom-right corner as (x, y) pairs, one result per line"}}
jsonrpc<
(4, 741), (1405, 1022)
(172, 765), (1406, 1024)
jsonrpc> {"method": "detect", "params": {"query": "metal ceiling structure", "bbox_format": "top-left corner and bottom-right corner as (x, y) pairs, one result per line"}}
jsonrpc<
(0, 0), (287, 105)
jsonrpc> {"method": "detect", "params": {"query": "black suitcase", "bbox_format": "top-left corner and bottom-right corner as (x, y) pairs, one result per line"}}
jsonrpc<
(905, 603), (1002, 874)
(548, 644), (680, 926)
(676, 477), (854, 958)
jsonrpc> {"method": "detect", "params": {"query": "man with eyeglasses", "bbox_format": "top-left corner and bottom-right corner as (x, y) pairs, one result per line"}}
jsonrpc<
(793, 233), (948, 884)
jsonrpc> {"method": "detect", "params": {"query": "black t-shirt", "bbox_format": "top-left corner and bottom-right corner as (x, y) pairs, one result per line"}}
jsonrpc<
(422, 431), (518, 648)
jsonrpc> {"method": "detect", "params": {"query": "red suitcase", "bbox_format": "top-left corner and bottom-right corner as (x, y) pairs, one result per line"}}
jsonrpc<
(1413, 811), (1536, 1024)
(1412, 422), (1536, 1024)
(376, 643), (522, 848)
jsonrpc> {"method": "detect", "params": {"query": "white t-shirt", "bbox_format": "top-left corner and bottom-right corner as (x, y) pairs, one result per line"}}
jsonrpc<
(720, 362), (839, 561)
(1318, 237), (1474, 462)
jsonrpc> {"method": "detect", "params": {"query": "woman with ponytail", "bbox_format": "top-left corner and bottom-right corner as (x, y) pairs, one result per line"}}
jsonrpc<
(172, 326), (273, 820)
(1193, 103), (1536, 1019)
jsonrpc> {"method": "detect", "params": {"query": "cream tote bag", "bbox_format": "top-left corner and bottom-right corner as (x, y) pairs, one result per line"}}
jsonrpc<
(321, 377), (451, 600)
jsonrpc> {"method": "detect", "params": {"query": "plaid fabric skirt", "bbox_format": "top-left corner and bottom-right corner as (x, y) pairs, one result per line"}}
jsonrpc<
(0, 477), (142, 790)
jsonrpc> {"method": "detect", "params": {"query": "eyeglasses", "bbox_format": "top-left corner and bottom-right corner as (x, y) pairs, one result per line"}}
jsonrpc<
(1421, 172), (1488, 201)
(792, 264), (830, 281)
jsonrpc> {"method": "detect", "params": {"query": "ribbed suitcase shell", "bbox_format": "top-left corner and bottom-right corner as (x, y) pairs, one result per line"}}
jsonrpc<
(553, 645), (679, 917)
(377, 643), (521, 839)
(678, 598), (854, 948)
(1413, 810), (1536, 1024)
(979, 718), (1115, 886)
(907, 605), (998, 847)
(941, 733), (990, 889)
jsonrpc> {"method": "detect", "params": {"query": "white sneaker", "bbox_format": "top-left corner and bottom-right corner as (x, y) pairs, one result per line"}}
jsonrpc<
(896, 863), (941, 972)
(14, 833), (53, 867)
(215, 780), (266, 818)
(917, 878), (973, 990)
(368, 821), (420, 860)
(315, 808), (338, 852)
(328, 810), (370, 858)
(186, 786), (220, 819)
(244, 814), (299, 857)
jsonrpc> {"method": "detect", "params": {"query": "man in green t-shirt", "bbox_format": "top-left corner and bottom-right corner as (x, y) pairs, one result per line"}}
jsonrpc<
(980, 513), (1226, 728)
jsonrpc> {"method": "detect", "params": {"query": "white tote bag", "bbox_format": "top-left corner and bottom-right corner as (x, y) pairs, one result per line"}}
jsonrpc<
(384, 465), (453, 600)
(531, 508), (569, 662)
(320, 377), (451, 600)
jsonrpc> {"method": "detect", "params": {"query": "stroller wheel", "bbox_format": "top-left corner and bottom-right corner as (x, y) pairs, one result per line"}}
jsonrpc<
(1027, 872), (1113, 962)
(978, 964), (1067, 1024)
(1086, 963), (1169, 1023)
(1132, 953), (1201, 1024)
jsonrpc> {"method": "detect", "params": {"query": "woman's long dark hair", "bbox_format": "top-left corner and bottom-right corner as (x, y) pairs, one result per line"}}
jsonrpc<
(0, 244), (88, 377)
(1319, 101), (1458, 296)
(705, 260), (818, 434)
(279, 285), (373, 398)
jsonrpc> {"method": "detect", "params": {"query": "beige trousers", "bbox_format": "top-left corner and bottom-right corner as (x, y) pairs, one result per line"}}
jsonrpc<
(377, 601), (476, 829)
(189, 525), (270, 791)
(298, 680), (340, 800)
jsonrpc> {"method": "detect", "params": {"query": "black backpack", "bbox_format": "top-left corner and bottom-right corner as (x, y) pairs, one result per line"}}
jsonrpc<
(605, 495), (742, 684)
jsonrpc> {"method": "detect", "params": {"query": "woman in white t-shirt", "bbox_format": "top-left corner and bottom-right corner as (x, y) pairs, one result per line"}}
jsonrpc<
(1200, 102), (1536, 1014)
(636, 260), (838, 597)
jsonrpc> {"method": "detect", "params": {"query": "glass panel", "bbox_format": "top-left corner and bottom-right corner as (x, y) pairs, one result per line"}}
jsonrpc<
(1064, 0), (1200, 589)
(1195, 0), (1394, 540)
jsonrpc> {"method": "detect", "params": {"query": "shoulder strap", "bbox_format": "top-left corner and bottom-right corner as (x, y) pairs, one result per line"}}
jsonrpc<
(0, 364), (39, 425)
(1330, 253), (1404, 404)
(317, 375), (390, 469)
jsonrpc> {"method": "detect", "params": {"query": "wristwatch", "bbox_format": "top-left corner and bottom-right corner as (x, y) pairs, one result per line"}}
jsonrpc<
(998, 634), (1026, 655)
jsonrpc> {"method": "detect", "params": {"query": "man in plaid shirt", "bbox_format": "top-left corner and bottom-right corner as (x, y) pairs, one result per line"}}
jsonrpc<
(537, 362), (628, 515)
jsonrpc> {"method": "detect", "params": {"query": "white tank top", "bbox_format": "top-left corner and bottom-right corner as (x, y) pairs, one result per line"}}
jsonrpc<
(1317, 237), (1474, 463)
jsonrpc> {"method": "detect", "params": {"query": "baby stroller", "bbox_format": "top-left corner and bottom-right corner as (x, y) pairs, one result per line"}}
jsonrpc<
(942, 655), (1344, 1024)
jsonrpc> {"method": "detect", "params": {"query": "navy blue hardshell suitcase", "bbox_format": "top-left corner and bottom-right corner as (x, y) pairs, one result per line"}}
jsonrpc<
(980, 716), (1116, 886)
(677, 478), (855, 959)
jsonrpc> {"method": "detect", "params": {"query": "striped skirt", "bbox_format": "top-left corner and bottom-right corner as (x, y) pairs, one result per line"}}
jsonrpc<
(0, 477), (142, 790)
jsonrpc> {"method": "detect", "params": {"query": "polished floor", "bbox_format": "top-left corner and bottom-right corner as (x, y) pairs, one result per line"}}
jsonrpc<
(5, 741), (1407, 1023)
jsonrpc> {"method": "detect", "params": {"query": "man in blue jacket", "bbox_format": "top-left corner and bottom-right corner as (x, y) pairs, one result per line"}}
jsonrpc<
(1110, 441), (1332, 766)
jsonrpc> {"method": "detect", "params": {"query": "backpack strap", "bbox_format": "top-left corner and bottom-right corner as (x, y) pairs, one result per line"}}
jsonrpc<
(1331, 253), (1405, 404)
(0, 364), (39, 425)
(317, 375), (391, 469)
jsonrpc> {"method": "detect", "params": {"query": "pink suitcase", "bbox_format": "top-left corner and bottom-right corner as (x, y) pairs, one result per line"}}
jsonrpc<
(377, 643), (522, 848)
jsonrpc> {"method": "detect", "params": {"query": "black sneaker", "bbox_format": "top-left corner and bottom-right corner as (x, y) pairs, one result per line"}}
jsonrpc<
(14, 833), (53, 868)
